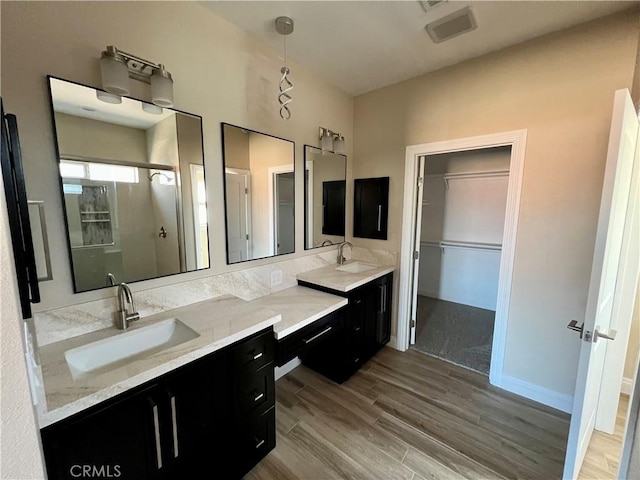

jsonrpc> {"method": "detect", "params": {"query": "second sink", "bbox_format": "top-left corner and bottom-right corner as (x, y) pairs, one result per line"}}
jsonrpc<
(65, 318), (200, 379)
(336, 262), (377, 273)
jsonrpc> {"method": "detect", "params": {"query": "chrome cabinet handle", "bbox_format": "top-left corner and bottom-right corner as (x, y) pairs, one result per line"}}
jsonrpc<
(149, 399), (163, 470)
(253, 392), (264, 402)
(377, 205), (382, 231)
(251, 351), (263, 360)
(255, 439), (266, 449)
(169, 393), (179, 458)
(303, 326), (332, 344)
(383, 284), (387, 312)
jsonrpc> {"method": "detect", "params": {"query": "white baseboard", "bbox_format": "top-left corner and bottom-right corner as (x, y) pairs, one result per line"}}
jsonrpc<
(498, 374), (573, 413)
(621, 377), (634, 395)
(387, 335), (402, 351)
(275, 357), (301, 380)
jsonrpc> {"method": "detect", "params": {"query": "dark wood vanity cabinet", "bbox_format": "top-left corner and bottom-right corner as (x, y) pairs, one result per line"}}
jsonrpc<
(296, 272), (393, 383)
(41, 328), (275, 480)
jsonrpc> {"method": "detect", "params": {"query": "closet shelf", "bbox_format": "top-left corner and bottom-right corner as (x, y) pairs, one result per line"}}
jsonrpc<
(425, 170), (509, 189)
(420, 239), (502, 252)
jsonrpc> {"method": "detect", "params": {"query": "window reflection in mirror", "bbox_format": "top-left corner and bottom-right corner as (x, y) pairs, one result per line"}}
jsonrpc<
(221, 124), (295, 264)
(304, 145), (346, 249)
(48, 77), (210, 293)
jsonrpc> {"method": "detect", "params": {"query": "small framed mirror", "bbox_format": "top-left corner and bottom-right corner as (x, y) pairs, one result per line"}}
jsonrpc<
(304, 145), (347, 249)
(221, 123), (295, 264)
(48, 77), (210, 293)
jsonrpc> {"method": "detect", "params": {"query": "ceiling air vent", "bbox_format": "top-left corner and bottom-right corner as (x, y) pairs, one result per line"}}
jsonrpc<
(419, 0), (447, 12)
(425, 6), (477, 43)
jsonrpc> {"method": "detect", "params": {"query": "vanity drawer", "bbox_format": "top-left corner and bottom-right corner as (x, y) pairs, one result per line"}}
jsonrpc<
(277, 308), (345, 366)
(231, 329), (275, 372)
(234, 406), (276, 478)
(233, 362), (275, 418)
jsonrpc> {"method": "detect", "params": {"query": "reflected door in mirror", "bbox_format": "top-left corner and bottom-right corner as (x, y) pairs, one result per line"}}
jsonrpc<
(221, 124), (295, 264)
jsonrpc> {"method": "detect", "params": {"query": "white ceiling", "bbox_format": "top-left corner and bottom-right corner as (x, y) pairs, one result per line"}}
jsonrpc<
(50, 78), (174, 129)
(203, 0), (636, 96)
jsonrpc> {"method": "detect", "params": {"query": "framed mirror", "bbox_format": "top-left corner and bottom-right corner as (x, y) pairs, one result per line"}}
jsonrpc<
(221, 123), (295, 264)
(48, 76), (210, 293)
(304, 145), (347, 249)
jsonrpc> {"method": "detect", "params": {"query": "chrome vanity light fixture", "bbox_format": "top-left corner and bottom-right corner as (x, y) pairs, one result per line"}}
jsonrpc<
(99, 45), (174, 107)
(319, 127), (345, 154)
(275, 16), (294, 119)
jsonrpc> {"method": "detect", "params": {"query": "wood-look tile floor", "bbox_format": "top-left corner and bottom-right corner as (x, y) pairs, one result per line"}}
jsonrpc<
(578, 394), (629, 480)
(245, 348), (571, 480)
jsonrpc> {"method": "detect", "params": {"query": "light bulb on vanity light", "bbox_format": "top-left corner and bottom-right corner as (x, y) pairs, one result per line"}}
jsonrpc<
(320, 128), (333, 154)
(333, 134), (345, 154)
(100, 46), (130, 96)
(96, 90), (122, 104)
(150, 65), (174, 107)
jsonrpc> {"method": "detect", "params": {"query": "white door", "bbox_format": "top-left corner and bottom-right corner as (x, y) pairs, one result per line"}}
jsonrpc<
(410, 156), (426, 344)
(225, 169), (250, 263)
(563, 89), (639, 479)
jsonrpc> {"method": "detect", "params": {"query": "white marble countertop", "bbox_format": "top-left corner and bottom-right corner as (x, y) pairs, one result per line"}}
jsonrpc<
(37, 295), (280, 428)
(249, 286), (348, 339)
(296, 261), (395, 292)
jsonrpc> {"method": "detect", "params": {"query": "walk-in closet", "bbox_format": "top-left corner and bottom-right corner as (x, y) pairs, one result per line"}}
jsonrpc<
(413, 146), (510, 374)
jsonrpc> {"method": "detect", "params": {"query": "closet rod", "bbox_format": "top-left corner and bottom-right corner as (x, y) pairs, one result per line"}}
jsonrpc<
(420, 239), (502, 252)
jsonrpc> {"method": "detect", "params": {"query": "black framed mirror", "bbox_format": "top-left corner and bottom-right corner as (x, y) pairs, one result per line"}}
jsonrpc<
(221, 123), (295, 264)
(48, 76), (210, 293)
(304, 145), (347, 249)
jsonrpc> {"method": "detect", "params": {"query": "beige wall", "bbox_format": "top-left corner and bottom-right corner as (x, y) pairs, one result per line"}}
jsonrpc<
(1, 1), (353, 312)
(223, 124), (251, 171)
(625, 285), (640, 380)
(55, 112), (148, 162)
(0, 175), (46, 478)
(353, 11), (639, 396)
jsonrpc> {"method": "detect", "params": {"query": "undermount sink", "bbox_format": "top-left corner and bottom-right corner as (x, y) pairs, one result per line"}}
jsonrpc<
(64, 318), (199, 379)
(336, 262), (377, 274)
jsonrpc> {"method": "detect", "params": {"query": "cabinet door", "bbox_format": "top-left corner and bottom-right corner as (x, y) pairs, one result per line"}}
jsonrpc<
(300, 309), (348, 383)
(163, 352), (230, 478)
(353, 177), (389, 240)
(41, 385), (158, 480)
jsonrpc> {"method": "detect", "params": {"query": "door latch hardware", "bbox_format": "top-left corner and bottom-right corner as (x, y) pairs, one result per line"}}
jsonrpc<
(593, 326), (617, 343)
(567, 320), (584, 339)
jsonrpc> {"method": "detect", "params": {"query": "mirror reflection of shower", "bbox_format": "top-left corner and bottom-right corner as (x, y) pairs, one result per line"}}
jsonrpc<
(49, 76), (210, 293)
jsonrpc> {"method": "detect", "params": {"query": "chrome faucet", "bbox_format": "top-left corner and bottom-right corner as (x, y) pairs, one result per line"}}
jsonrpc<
(321, 239), (334, 247)
(337, 241), (353, 265)
(116, 282), (139, 330)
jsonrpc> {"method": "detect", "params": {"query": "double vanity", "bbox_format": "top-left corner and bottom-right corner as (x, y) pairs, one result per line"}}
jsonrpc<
(38, 261), (394, 479)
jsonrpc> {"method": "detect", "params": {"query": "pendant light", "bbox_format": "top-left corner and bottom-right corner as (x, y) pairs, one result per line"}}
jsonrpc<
(275, 16), (294, 120)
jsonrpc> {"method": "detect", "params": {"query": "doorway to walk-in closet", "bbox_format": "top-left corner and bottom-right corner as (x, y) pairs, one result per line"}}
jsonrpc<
(411, 146), (511, 375)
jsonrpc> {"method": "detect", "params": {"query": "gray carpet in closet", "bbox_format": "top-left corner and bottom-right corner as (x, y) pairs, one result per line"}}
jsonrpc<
(412, 296), (495, 375)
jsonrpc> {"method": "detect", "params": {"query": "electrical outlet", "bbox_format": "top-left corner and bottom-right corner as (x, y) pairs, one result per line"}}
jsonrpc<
(271, 269), (282, 286)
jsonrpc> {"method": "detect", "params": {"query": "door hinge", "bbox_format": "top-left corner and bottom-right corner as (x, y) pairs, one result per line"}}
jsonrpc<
(417, 177), (424, 187)
(413, 251), (419, 260)
(410, 319), (416, 328)
(245, 187), (248, 194)
(246, 234), (249, 240)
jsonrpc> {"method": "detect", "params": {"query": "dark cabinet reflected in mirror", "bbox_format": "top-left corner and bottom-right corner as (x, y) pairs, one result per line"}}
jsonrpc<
(48, 77), (210, 293)
(304, 145), (346, 249)
(221, 123), (295, 264)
